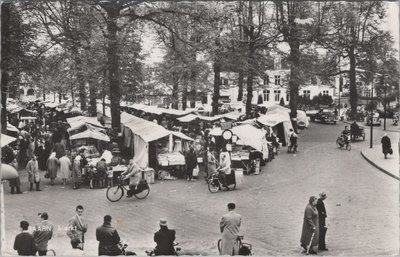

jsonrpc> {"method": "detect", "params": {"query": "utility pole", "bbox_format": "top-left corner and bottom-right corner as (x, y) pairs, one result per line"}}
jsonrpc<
(370, 75), (374, 149)
(383, 75), (387, 131)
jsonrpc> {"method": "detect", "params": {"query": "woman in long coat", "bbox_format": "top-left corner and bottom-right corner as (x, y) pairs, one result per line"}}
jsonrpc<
(300, 196), (319, 254)
(46, 152), (59, 185)
(26, 155), (41, 191)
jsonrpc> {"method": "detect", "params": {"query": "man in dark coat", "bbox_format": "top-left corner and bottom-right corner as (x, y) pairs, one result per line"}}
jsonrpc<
(96, 215), (121, 256)
(154, 218), (176, 256)
(316, 192), (328, 251)
(381, 133), (392, 159)
(14, 221), (36, 256)
(185, 147), (198, 181)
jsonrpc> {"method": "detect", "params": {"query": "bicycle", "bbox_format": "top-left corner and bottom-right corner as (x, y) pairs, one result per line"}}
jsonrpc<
(207, 170), (236, 193)
(217, 236), (253, 256)
(145, 242), (181, 256)
(106, 175), (150, 202)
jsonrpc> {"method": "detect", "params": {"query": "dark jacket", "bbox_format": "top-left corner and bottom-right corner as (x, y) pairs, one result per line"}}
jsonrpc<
(14, 232), (36, 256)
(154, 227), (176, 256)
(185, 150), (198, 169)
(381, 136), (391, 150)
(96, 222), (121, 256)
(316, 199), (327, 227)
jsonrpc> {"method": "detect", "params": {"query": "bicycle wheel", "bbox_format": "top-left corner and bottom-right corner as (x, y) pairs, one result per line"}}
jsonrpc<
(336, 138), (342, 148)
(106, 185), (124, 202)
(208, 178), (220, 193)
(134, 183), (150, 199)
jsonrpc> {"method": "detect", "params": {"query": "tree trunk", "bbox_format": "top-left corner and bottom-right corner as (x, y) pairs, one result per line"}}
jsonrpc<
(105, 7), (121, 130)
(190, 71), (196, 108)
(237, 71), (244, 102)
(59, 92), (62, 103)
(288, 40), (300, 131)
(212, 60), (221, 116)
(71, 86), (75, 106)
(172, 72), (179, 109)
(246, 71), (253, 116)
(348, 46), (357, 118)
(102, 95), (106, 116)
(88, 80), (97, 117)
(182, 73), (188, 110)
(1, 3), (11, 133)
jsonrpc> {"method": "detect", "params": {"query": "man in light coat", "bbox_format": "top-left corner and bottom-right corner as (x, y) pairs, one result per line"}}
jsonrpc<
(67, 205), (88, 250)
(220, 203), (241, 255)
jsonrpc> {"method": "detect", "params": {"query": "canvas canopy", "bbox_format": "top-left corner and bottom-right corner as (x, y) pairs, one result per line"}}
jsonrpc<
(266, 104), (309, 128)
(7, 122), (19, 133)
(1, 133), (17, 147)
(257, 110), (293, 145)
(223, 112), (242, 121)
(232, 124), (265, 152)
(67, 116), (104, 130)
(70, 129), (110, 142)
(177, 114), (198, 123)
(171, 131), (194, 141)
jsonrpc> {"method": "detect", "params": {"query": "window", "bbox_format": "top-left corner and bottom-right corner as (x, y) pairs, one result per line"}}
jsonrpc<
(322, 90), (329, 95)
(286, 93), (290, 102)
(264, 76), (269, 85)
(303, 90), (311, 97)
(274, 90), (281, 102)
(263, 90), (270, 101)
(274, 75), (281, 85)
(222, 78), (228, 85)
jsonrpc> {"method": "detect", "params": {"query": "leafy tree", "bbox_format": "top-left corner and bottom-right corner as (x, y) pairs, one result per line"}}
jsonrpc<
(1, 2), (39, 132)
(317, 1), (388, 117)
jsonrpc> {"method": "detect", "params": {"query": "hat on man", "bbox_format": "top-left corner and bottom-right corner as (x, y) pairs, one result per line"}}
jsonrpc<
(159, 218), (168, 226)
(320, 192), (327, 199)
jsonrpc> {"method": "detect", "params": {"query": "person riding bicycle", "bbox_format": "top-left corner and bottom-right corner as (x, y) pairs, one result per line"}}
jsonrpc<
(217, 152), (231, 188)
(341, 126), (351, 145)
(121, 159), (142, 198)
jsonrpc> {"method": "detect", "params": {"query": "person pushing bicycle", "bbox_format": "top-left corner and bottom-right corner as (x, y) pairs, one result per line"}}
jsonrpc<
(121, 159), (142, 198)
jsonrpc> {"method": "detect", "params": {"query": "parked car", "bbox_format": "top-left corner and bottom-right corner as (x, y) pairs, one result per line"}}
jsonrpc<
(309, 110), (337, 124)
(376, 109), (395, 119)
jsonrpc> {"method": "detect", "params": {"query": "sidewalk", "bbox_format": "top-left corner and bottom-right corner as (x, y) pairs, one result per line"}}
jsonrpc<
(361, 145), (399, 180)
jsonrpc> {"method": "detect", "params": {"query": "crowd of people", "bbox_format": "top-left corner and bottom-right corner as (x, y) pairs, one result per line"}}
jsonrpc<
(13, 203), (243, 256)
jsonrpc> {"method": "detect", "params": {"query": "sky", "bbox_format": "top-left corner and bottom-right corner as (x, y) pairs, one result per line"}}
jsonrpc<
(141, 1), (400, 66)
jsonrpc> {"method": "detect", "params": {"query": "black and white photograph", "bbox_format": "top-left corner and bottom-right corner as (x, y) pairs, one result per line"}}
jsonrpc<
(0, 1), (399, 256)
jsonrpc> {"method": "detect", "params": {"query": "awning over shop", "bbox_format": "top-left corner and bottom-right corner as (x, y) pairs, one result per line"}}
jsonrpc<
(223, 112), (242, 121)
(67, 116), (104, 129)
(257, 112), (289, 127)
(177, 114), (198, 123)
(171, 131), (194, 141)
(70, 129), (110, 142)
(232, 124), (265, 152)
(1, 133), (17, 147)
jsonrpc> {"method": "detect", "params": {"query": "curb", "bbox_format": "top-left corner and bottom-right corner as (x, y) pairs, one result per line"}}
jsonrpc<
(360, 150), (400, 181)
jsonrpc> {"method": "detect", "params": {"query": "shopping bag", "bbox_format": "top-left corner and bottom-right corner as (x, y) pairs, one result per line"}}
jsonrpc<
(34, 173), (41, 183)
(193, 165), (199, 177)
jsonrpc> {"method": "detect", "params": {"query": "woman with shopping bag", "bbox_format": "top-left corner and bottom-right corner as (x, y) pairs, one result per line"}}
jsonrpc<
(26, 155), (42, 191)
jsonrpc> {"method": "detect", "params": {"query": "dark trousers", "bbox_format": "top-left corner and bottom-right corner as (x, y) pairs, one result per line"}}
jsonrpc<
(186, 167), (194, 179)
(318, 226), (327, 249)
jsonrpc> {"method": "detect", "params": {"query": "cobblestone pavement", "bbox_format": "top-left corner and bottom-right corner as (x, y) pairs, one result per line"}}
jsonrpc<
(2, 122), (399, 256)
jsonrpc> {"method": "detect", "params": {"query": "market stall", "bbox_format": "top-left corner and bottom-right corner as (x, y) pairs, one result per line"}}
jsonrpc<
(257, 110), (293, 146)
(121, 112), (194, 179)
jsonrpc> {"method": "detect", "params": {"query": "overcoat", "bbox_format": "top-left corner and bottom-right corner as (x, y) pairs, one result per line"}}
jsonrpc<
(220, 211), (241, 255)
(300, 203), (319, 249)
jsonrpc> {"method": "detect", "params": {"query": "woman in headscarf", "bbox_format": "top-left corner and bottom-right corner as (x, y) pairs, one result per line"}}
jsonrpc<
(26, 155), (41, 191)
(300, 196), (319, 254)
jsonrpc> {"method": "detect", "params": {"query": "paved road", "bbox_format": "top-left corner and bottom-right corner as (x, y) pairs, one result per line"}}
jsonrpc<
(2, 121), (398, 256)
